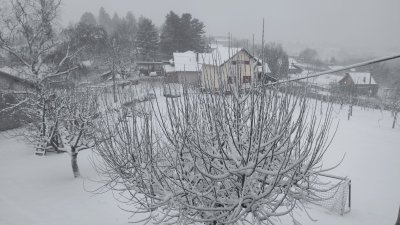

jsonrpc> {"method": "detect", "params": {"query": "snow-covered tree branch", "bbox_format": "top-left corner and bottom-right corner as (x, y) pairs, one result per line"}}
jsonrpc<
(94, 79), (338, 224)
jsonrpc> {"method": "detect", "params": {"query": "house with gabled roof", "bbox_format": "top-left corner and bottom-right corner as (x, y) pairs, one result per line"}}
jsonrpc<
(200, 47), (259, 89)
(339, 72), (378, 96)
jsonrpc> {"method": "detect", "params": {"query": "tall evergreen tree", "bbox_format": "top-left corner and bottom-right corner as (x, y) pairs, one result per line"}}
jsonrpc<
(80, 12), (97, 26)
(159, 11), (205, 58)
(160, 11), (181, 57)
(111, 13), (121, 35)
(125, 11), (137, 36)
(135, 17), (159, 61)
(98, 7), (112, 35)
(179, 13), (193, 52)
(264, 43), (289, 79)
(189, 18), (206, 52)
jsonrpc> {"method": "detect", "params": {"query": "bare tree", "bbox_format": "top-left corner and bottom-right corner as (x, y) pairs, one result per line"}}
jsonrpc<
(0, 0), (82, 80)
(58, 89), (99, 177)
(0, 0), (94, 159)
(26, 88), (99, 177)
(93, 77), (338, 224)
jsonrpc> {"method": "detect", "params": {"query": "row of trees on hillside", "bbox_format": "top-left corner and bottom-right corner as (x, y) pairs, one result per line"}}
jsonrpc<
(80, 8), (137, 37)
(77, 9), (206, 61)
(78, 8), (158, 61)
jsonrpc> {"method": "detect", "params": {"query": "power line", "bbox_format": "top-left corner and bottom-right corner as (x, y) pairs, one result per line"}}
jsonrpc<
(266, 53), (400, 86)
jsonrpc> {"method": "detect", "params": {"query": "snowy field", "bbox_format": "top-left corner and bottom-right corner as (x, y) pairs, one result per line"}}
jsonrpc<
(1, 103), (399, 225)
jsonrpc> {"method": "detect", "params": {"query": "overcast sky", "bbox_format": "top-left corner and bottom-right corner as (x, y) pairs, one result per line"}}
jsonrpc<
(60, 0), (400, 56)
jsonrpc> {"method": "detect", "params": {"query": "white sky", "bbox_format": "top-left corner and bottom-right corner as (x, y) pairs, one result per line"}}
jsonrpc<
(60, 0), (400, 55)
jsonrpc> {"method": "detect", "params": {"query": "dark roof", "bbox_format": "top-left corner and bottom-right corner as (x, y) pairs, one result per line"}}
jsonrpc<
(136, 61), (170, 65)
(0, 70), (37, 89)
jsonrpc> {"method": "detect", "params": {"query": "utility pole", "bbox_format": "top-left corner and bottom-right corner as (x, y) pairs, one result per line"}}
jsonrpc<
(261, 19), (265, 80)
(252, 34), (255, 57)
(112, 38), (117, 103)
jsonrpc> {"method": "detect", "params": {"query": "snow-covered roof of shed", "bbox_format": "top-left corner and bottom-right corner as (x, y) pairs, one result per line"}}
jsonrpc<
(173, 51), (200, 72)
(312, 74), (343, 86)
(164, 64), (175, 73)
(348, 72), (376, 85)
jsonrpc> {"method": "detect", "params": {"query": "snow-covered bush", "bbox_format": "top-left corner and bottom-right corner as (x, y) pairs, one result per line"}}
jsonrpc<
(94, 82), (337, 224)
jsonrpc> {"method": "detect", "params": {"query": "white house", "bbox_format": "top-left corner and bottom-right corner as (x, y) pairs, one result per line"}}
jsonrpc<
(200, 47), (259, 89)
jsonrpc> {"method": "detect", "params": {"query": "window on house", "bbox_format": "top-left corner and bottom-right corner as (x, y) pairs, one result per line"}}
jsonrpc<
(244, 61), (250, 65)
(243, 76), (251, 83)
(231, 61), (237, 65)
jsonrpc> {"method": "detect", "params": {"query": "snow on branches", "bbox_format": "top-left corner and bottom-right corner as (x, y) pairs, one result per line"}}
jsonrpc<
(94, 83), (337, 224)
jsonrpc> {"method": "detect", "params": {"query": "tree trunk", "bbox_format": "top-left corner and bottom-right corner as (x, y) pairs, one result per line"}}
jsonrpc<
(348, 104), (352, 120)
(71, 146), (80, 178)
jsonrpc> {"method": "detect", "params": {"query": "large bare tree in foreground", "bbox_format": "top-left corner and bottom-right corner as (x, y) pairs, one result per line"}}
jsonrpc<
(0, 0), (100, 178)
(0, 0), (84, 123)
(94, 75), (338, 224)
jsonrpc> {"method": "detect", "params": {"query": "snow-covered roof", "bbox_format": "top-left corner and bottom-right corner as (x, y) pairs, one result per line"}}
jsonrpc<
(329, 65), (345, 70)
(288, 58), (327, 71)
(289, 71), (343, 88)
(173, 51), (200, 72)
(0, 66), (33, 80)
(169, 47), (253, 73)
(81, 60), (92, 67)
(312, 74), (343, 86)
(199, 47), (244, 66)
(0, 66), (19, 77)
(163, 64), (175, 73)
(347, 72), (376, 85)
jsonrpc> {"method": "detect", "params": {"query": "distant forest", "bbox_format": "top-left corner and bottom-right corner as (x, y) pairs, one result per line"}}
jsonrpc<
(75, 8), (207, 61)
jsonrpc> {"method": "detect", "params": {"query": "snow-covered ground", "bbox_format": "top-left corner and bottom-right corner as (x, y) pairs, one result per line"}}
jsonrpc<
(284, 105), (400, 225)
(1, 104), (399, 225)
(0, 135), (131, 225)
